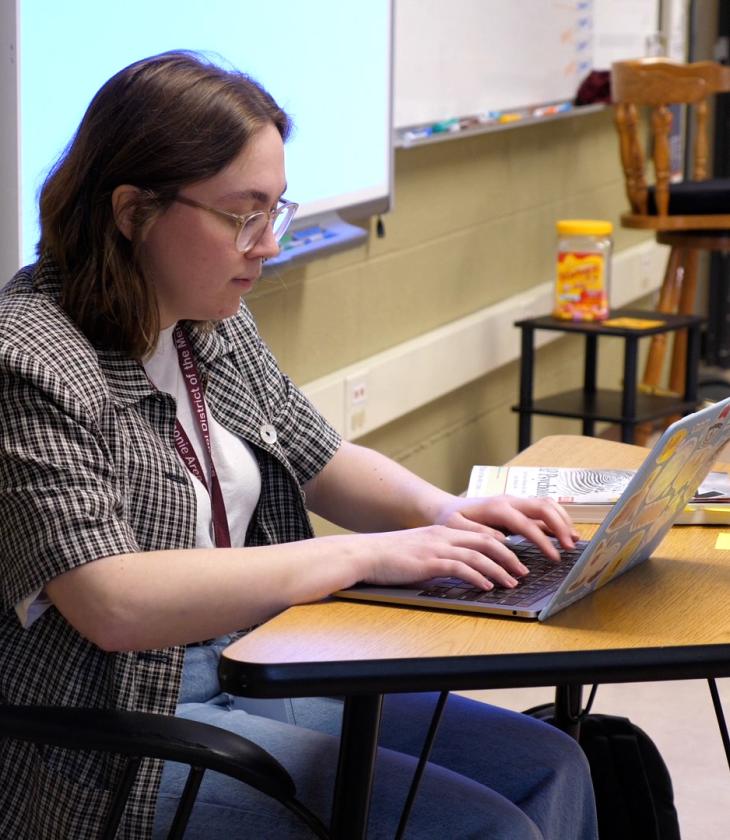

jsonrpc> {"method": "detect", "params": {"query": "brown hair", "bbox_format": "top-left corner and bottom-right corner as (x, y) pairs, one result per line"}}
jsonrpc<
(38, 50), (291, 358)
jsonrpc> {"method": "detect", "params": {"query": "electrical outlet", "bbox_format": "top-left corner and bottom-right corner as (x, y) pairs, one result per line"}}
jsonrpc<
(350, 381), (367, 405)
(345, 372), (369, 437)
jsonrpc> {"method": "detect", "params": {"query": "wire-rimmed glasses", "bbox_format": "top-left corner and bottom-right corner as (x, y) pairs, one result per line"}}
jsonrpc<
(172, 194), (299, 254)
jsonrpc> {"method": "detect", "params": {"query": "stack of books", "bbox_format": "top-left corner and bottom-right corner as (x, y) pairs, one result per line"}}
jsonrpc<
(467, 465), (730, 525)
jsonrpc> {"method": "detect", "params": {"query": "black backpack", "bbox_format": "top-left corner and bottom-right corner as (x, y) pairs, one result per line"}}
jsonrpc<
(527, 703), (681, 840)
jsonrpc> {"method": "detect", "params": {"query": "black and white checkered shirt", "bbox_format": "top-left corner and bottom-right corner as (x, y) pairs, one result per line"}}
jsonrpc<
(0, 258), (341, 839)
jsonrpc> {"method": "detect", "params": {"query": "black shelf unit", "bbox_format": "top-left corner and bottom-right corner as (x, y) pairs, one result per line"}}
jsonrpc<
(513, 309), (704, 450)
(706, 0), (730, 368)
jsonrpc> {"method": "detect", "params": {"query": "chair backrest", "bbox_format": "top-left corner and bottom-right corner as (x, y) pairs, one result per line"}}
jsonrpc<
(611, 58), (730, 218)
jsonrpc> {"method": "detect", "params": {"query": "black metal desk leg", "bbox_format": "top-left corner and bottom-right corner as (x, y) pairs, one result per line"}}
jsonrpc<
(582, 335), (598, 436)
(685, 324), (701, 403)
(708, 679), (730, 774)
(518, 327), (535, 451)
(621, 335), (639, 443)
(553, 684), (584, 741)
(331, 694), (383, 839)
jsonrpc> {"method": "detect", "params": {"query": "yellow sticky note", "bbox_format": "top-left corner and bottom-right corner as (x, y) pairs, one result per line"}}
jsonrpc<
(602, 317), (666, 330)
(715, 533), (730, 550)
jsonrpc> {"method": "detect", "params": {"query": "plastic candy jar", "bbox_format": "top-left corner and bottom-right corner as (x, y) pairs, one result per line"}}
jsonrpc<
(553, 219), (613, 321)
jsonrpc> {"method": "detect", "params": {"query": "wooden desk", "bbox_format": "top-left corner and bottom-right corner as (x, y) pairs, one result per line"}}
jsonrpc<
(220, 435), (730, 838)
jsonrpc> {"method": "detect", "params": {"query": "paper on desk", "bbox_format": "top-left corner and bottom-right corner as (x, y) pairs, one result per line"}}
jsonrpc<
(714, 533), (730, 550)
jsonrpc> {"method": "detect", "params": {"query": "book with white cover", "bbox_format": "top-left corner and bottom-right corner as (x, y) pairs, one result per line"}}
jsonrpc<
(466, 465), (730, 524)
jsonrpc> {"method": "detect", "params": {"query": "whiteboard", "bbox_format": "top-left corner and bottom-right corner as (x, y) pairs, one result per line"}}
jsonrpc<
(394, 0), (660, 130)
(4, 0), (392, 273)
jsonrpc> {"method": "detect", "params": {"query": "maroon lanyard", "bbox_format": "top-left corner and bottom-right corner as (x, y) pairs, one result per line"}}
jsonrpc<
(172, 326), (231, 548)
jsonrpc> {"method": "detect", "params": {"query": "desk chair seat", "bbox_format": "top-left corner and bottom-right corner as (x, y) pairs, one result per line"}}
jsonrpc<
(0, 704), (329, 839)
(646, 177), (730, 218)
(611, 58), (730, 398)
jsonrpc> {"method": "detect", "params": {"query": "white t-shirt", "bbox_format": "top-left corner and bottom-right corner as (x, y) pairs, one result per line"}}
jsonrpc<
(15, 324), (262, 627)
(143, 324), (262, 548)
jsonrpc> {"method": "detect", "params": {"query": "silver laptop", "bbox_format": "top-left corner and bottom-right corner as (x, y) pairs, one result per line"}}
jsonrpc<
(334, 396), (730, 621)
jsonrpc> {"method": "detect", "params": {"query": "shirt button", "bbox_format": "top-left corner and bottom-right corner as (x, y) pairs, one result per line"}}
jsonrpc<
(259, 423), (277, 445)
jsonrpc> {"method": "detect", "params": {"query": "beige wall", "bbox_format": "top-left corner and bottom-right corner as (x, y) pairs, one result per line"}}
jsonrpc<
(246, 107), (654, 531)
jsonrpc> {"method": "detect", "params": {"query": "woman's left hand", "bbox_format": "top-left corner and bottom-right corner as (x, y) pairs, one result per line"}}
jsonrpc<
(433, 495), (579, 562)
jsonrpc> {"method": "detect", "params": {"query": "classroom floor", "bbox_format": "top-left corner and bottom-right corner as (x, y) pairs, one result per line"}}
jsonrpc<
(460, 678), (730, 840)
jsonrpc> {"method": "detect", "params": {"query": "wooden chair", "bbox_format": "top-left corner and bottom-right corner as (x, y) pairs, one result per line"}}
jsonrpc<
(611, 57), (730, 397)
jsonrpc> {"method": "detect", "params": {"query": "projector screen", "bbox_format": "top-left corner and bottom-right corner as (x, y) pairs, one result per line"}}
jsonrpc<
(1, 0), (393, 278)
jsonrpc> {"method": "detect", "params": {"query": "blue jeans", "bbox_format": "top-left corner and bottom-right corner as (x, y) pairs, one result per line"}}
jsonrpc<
(153, 636), (597, 839)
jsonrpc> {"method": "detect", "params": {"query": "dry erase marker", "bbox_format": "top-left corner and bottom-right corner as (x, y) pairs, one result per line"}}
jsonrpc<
(292, 225), (325, 243)
(431, 118), (460, 133)
(534, 102), (573, 118)
(498, 112), (523, 124)
(402, 126), (433, 143)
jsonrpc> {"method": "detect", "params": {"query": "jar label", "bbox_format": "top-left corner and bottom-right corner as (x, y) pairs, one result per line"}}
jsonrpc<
(554, 251), (608, 321)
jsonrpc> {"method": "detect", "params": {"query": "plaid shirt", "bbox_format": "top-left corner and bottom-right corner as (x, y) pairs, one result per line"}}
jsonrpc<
(0, 259), (341, 839)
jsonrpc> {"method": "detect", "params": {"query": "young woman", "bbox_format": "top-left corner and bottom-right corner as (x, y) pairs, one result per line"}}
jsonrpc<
(0, 51), (597, 839)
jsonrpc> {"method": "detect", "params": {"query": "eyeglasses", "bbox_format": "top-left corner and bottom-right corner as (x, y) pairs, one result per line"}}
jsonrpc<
(172, 194), (299, 254)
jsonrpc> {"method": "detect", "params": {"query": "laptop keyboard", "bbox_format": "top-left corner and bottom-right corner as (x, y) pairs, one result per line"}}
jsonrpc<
(418, 540), (588, 608)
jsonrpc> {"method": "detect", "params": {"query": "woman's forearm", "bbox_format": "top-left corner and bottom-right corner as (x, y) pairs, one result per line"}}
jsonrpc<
(45, 537), (371, 652)
(304, 440), (454, 532)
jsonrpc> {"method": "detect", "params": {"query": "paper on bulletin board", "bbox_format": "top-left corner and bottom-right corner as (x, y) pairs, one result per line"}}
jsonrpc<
(663, 0), (689, 62)
(592, 0), (661, 68)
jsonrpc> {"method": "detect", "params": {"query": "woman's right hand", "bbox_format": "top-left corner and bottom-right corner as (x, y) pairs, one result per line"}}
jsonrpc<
(350, 524), (530, 591)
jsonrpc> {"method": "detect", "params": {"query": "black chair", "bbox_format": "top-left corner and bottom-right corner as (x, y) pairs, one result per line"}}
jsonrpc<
(0, 704), (329, 839)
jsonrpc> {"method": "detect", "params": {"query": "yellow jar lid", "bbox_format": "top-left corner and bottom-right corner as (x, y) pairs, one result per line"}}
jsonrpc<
(556, 219), (613, 236)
